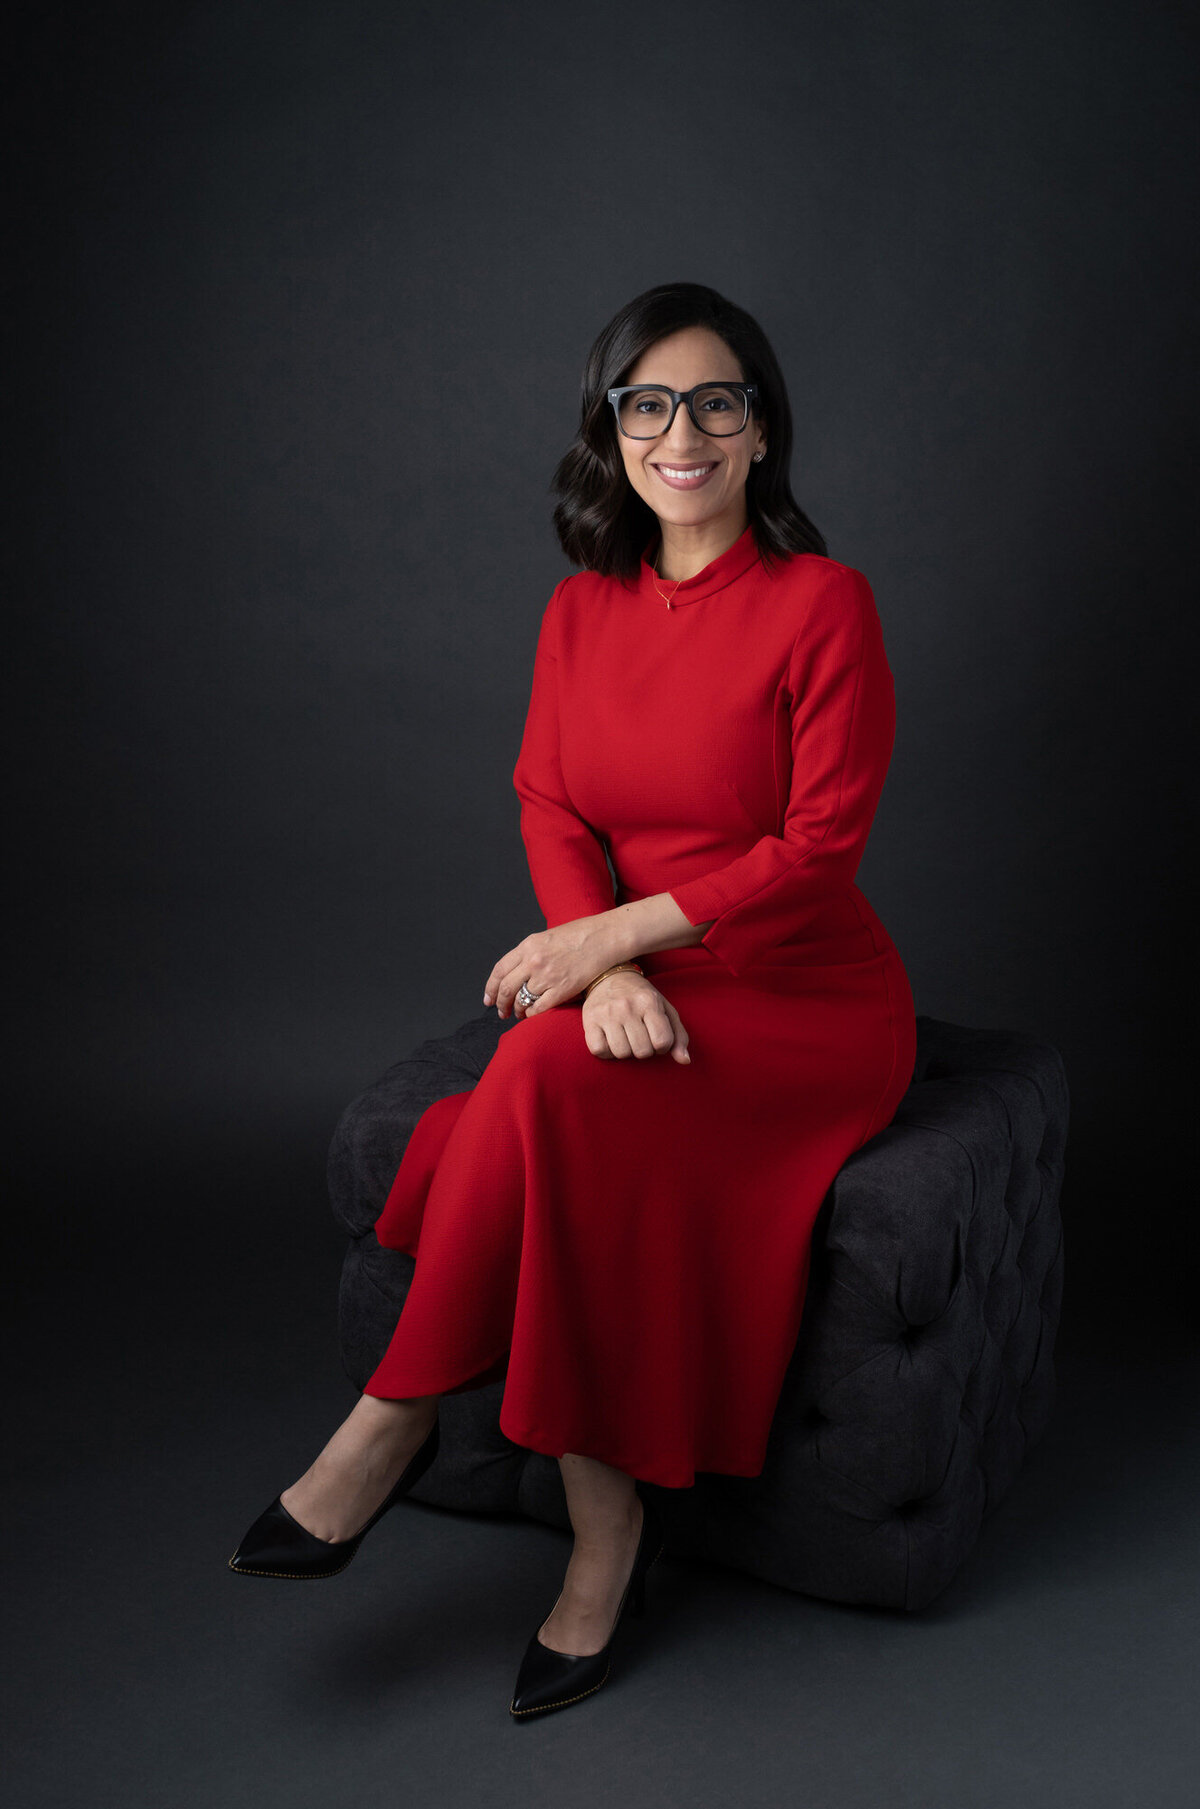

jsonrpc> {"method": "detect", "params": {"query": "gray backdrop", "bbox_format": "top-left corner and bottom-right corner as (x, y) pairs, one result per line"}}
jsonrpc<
(9, 0), (1196, 1322)
(7, 7), (1200, 1808)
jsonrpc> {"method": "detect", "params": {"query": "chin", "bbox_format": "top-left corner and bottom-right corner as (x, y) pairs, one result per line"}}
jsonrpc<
(644, 486), (728, 520)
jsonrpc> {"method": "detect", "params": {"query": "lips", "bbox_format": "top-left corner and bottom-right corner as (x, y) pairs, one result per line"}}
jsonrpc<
(651, 461), (718, 491)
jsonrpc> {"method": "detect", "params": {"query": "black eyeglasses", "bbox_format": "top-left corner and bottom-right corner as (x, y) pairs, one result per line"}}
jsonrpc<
(606, 382), (759, 440)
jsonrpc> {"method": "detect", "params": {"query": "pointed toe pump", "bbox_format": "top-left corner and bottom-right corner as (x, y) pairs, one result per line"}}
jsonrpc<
(509, 1489), (665, 1719)
(228, 1415), (440, 1580)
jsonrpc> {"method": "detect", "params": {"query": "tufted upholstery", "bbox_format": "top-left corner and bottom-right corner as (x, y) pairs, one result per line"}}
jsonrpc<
(328, 1013), (1068, 1611)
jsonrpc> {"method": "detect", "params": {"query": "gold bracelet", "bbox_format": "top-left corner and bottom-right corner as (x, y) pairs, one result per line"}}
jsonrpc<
(582, 961), (644, 1001)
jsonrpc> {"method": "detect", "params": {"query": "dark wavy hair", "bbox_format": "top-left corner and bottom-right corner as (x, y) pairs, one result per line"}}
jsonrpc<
(550, 282), (828, 582)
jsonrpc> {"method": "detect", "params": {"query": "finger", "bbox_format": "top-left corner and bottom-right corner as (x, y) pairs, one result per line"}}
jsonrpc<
(484, 956), (510, 1012)
(488, 936), (543, 1015)
(493, 957), (528, 1018)
(483, 954), (515, 1008)
(664, 1001), (692, 1063)
(643, 1003), (678, 1056)
(512, 979), (541, 1020)
(604, 1019), (635, 1060)
(621, 1011), (657, 1059)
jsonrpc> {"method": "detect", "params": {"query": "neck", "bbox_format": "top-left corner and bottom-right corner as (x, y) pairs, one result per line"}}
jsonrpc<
(654, 503), (750, 582)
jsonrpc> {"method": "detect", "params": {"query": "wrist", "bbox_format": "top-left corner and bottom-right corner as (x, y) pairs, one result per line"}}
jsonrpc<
(582, 961), (644, 1003)
(601, 900), (649, 968)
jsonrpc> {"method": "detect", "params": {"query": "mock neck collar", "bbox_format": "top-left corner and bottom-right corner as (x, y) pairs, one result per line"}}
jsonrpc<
(637, 522), (763, 605)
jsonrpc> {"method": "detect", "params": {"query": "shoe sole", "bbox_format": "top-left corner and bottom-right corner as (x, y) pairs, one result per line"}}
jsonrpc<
(227, 1552), (357, 1579)
(509, 1666), (611, 1717)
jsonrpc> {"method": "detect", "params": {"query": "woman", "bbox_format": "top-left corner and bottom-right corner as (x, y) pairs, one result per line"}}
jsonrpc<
(229, 281), (917, 1720)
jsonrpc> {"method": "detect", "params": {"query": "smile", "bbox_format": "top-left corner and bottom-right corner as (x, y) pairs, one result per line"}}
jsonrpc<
(652, 462), (717, 489)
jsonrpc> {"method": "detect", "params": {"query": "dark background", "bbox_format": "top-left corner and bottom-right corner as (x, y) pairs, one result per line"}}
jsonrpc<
(6, 3), (1197, 1805)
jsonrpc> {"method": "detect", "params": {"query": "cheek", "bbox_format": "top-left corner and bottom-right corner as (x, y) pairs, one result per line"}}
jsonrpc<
(622, 446), (652, 489)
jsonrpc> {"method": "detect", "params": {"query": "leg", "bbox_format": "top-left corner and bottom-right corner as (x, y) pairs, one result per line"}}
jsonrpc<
(279, 1391), (441, 1543)
(537, 1453), (645, 1656)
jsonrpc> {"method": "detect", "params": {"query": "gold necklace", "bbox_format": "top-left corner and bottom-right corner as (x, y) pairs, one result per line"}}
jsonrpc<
(650, 544), (685, 610)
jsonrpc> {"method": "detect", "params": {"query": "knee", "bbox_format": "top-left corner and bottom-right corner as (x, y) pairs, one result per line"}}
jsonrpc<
(492, 1007), (598, 1089)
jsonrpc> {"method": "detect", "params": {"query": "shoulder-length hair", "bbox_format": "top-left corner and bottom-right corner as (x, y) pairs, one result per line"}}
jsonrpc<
(550, 281), (828, 581)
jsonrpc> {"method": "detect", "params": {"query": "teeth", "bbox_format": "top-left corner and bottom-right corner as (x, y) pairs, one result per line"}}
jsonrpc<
(658, 464), (714, 480)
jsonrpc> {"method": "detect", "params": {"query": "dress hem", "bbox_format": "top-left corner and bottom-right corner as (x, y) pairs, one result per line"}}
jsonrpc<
(362, 1342), (513, 1402)
(363, 1361), (767, 1491)
(496, 1399), (770, 1490)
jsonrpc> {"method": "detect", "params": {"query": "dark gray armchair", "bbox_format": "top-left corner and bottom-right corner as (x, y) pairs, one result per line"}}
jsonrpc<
(328, 1013), (1068, 1612)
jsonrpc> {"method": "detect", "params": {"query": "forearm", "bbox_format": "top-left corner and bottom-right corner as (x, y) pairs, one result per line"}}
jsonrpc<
(602, 893), (714, 967)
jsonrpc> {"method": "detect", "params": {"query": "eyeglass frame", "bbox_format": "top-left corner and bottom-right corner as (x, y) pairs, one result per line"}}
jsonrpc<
(605, 381), (760, 439)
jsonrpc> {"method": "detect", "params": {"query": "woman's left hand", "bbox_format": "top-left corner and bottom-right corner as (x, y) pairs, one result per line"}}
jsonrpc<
(484, 917), (620, 1018)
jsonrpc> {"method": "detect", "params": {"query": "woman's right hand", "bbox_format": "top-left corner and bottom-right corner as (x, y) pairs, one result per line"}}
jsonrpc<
(581, 972), (691, 1064)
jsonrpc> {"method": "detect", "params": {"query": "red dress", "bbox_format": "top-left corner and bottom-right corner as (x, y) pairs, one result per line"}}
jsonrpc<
(363, 524), (916, 1489)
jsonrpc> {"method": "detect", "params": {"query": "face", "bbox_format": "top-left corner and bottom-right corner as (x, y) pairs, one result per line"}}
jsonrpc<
(612, 325), (766, 533)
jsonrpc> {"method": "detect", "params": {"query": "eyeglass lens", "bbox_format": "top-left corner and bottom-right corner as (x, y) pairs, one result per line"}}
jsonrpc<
(615, 385), (749, 438)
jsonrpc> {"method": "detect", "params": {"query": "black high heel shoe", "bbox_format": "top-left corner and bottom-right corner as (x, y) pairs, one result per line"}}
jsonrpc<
(509, 1488), (665, 1719)
(228, 1415), (440, 1580)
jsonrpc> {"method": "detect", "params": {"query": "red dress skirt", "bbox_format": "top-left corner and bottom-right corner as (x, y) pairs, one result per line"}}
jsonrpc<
(363, 526), (917, 1489)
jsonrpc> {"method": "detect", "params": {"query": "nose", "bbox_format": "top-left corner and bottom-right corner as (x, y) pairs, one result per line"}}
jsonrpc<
(659, 401), (708, 452)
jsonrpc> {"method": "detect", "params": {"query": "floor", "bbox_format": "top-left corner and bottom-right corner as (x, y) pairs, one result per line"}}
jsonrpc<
(6, 1128), (1198, 1809)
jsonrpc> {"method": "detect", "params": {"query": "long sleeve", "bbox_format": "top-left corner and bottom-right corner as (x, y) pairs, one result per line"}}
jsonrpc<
(512, 577), (616, 929)
(667, 567), (895, 977)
